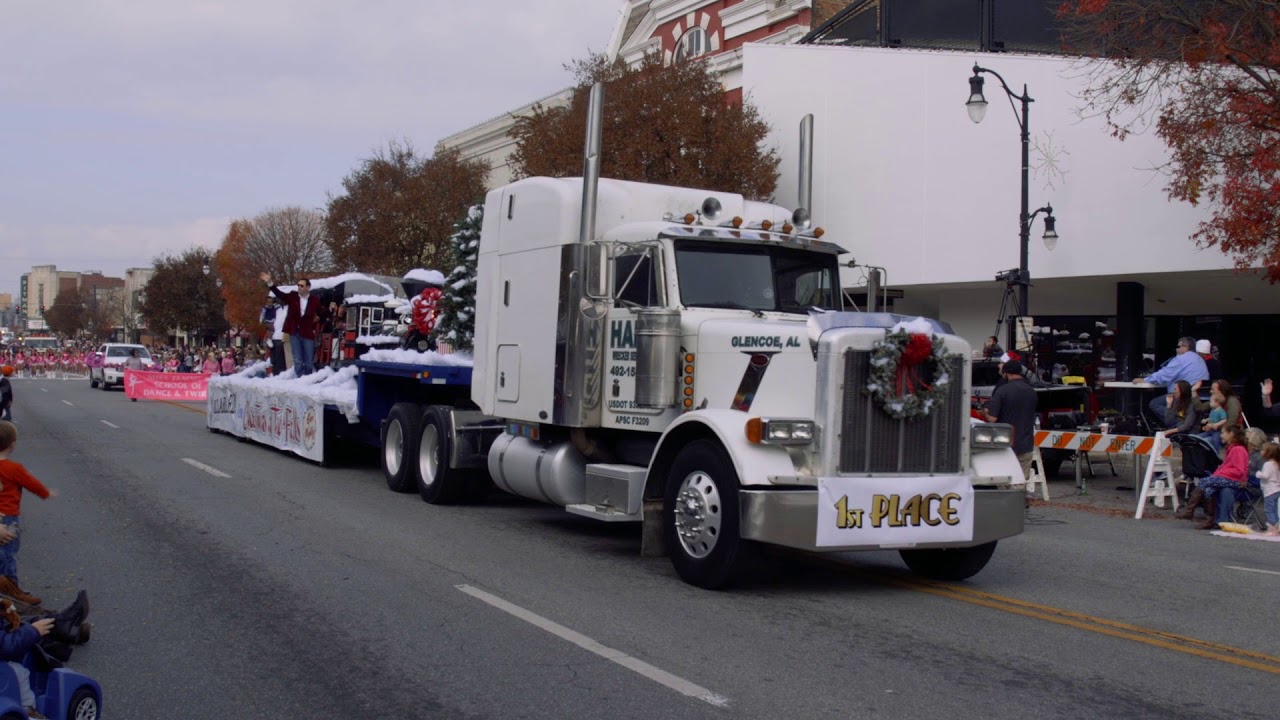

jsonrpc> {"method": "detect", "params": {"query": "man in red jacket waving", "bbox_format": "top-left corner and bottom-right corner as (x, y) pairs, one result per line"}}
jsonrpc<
(261, 272), (329, 376)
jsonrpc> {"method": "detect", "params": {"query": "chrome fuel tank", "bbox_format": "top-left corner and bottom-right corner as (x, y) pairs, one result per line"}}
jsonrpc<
(488, 433), (587, 506)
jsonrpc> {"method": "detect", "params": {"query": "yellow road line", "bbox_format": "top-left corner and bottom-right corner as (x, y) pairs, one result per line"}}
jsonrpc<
(811, 556), (1280, 675)
(893, 573), (1280, 665)
(876, 573), (1280, 675)
(158, 400), (205, 415)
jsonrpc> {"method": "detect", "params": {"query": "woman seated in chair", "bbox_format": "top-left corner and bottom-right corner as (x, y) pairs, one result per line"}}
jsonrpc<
(1177, 425), (1249, 529)
(1162, 380), (1201, 438)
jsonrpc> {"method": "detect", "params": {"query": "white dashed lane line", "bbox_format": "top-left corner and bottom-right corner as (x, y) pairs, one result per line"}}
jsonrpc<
(100, 420), (119, 429)
(61, 400), (74, 406)
(181, 458), (230, 479)
(456, 584), (730, 708)
(1226, 565), (1280, 576)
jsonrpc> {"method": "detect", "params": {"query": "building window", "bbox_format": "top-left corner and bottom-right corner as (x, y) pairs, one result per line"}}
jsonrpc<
(675, 27), (709, 62)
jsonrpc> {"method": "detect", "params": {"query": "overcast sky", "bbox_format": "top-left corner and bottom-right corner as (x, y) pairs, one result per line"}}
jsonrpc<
(0, 1), (622, 297)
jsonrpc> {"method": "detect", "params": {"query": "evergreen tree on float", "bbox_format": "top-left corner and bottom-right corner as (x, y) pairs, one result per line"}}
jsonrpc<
(432, 204), (482, 352)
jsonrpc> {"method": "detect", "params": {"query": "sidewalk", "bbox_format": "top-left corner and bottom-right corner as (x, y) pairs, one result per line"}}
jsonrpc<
(1028, 453), (1184, 519)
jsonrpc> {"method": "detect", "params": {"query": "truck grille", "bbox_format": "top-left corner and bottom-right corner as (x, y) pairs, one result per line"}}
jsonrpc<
(838, 350), (963, 474)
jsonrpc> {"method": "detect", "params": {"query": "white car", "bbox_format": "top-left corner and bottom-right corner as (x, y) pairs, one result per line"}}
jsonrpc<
(89, 343), (154, 390)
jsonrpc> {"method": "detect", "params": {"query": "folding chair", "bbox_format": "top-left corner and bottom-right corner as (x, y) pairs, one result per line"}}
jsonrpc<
(1228, 476), (1267, 530)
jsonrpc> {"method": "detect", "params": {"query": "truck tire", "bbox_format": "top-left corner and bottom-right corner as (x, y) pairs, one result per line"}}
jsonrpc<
(664, 439), (754, 589)
(381, 403), (422, 493)
(417, 406), (485, 504)
(89, 374), (98, 389)
(899, 541), (997, 582)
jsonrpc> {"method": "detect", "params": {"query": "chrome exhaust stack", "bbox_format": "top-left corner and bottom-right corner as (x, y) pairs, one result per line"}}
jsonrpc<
(579, 82), (604, 245)
(796, 114), (814, 229)
(555, 81), (607, 427)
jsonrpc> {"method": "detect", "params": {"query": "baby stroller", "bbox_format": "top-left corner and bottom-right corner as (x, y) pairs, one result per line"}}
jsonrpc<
(1168, 434), (1220, 502)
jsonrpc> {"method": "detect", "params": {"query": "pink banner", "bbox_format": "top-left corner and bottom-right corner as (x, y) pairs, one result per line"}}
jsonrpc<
(124, 370), (212, 401)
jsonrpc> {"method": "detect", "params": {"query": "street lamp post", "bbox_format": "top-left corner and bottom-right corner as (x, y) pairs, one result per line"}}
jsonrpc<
(966, 64), (1059, 354)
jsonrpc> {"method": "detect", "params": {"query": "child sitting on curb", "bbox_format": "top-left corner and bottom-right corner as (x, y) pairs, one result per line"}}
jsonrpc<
(0, 421), (54, 605)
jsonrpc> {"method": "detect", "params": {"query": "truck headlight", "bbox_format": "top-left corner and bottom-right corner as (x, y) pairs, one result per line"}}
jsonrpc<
(745, 418), (815, 446)
(971, 423), (1014, 449)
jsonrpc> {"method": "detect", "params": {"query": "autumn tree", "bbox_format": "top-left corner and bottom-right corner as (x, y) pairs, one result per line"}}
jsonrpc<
(84, 289), (121, 340)
(140, 248), (228, 343)
(509, 53), (779, 200)
(43, 288), (87, 338)
(245, 207), (332, 279)
(325, 142), (489, 275)
(214, 219), (268, 336)
(1059, 0), (1280, 279)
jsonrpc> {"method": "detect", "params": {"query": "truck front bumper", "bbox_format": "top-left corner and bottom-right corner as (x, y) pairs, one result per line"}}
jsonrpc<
(739, 486), (1025, 552)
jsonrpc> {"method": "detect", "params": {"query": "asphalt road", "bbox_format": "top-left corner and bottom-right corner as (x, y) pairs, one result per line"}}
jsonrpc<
(8, 377), (1280, 719)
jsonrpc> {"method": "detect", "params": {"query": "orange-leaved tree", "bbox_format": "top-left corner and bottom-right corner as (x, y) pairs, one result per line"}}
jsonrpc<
(509, 53), (779, 201)
(215, 219), (267, 337)
(1059, 0), (1280, 280)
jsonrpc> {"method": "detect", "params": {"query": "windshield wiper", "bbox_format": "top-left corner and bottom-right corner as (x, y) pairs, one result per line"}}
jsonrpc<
(702, 300), (766, 318)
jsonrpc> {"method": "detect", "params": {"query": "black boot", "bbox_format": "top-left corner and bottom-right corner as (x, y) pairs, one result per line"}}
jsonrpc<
(49, 590), (90, 645)
(1176, 488), (1204, 519)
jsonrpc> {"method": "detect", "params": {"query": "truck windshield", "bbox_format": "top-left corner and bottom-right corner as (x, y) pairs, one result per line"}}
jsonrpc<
(673, 240), (840, 313)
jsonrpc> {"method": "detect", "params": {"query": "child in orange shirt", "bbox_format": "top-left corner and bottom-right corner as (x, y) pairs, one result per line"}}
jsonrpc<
(0, 421), (54, 605)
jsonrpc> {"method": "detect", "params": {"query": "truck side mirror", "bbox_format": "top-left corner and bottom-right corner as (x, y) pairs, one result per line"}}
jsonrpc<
(586, 242), (611, 299)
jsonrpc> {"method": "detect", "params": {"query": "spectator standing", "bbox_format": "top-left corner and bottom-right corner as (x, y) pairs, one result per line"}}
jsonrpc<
(0, 421), (54, 605)
(1196, 339), (1222, 383)
(984, 360), (1039, 482)
(1136, 337), (1209, 427)
(983, 335), (1003, 359)
(1257, 442), (1280, 536)
(0, 367), (12, 422)
(220, 351), (236, 376)
(261, 273), (328, 376)
(200, 353), (219, 374)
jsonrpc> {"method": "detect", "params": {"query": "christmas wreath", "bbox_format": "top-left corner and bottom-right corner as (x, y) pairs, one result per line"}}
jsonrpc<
(866, 327), (956, 420)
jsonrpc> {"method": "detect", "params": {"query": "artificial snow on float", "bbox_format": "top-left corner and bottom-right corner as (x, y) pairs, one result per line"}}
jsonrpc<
(208, 362), (361, 421)
(362, 348), (474, 367)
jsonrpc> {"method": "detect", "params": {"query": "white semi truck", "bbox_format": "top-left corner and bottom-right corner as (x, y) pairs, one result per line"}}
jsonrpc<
(364, 86), (1027, 588)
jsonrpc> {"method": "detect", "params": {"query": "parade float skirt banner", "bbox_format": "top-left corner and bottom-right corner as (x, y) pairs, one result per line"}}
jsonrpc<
(816, 475), (974, 547)
(125, 370), (211, 401)
(206, 380), (323, 462)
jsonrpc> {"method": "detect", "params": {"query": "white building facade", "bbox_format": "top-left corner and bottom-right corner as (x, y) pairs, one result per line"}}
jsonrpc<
(743, 43), (1280, 383)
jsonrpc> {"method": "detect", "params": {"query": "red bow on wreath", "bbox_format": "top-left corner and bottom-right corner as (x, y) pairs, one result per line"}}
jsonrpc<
(896, 333), (934, 395)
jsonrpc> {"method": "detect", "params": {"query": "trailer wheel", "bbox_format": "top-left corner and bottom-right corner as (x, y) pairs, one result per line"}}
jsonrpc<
(381, 403), (422, 493)
(899, 541), (997, 582)
(664, 439), (754, 589)
(417, 406), (484, 504)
